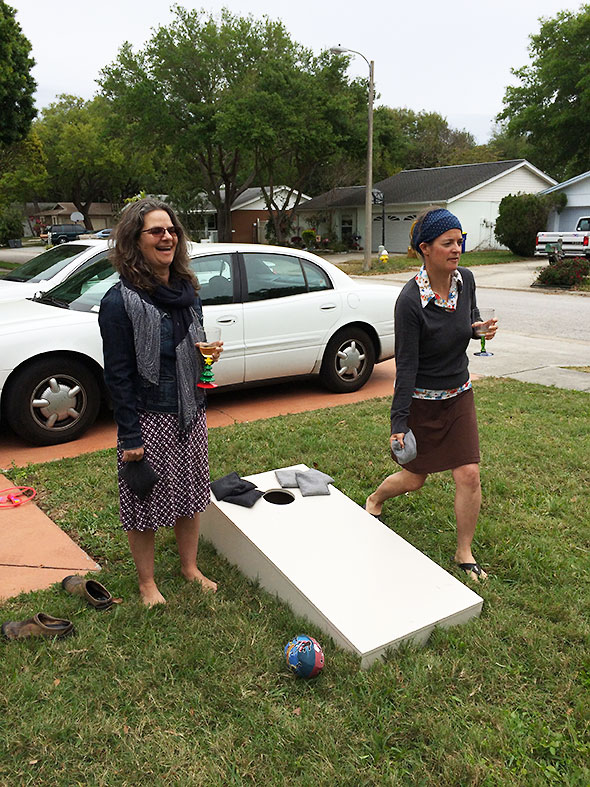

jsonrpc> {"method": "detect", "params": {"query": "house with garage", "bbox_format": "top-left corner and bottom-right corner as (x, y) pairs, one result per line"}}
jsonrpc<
(295, 160), (555, 253)
(539, 171), (590, 231)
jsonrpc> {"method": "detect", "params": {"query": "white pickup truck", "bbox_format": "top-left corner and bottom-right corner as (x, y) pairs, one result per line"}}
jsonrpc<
(536, 217), (590, 258)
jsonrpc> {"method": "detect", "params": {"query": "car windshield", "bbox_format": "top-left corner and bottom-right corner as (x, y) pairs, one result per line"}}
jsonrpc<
(37, 256), (120, 312)
(34, 250), (235, 313)
(0, 244), (92, 283)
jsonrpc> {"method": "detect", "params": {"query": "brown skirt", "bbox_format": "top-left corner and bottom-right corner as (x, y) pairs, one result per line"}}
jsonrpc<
(396, 387), (480, 475)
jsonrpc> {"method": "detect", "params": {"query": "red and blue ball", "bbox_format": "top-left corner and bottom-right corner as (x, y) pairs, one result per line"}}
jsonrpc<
(284, 635), (325, 678)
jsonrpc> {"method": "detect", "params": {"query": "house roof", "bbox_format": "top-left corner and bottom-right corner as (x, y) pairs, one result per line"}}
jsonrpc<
(33, 202), (115, 217)
(300, 160), (555, 210)
(231, 186), (311, 211)
(539, 170), (590, 195)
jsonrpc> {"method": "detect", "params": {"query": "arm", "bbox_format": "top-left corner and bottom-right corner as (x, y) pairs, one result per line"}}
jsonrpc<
(390, 293), (421, 438)
(98, 287), (144, 455)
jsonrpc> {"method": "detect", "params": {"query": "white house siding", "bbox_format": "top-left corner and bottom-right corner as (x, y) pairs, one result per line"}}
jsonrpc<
(546, 177), (590, 231)
(450, 200), (500, 251)
(455, 166), (550, 203)
(448, 167), (553, 250)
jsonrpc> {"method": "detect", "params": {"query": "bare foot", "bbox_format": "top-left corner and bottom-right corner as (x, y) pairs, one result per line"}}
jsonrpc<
(365, 495), (382, 517)
(183, 567), (218, 593)
(139, 582), (166, 606)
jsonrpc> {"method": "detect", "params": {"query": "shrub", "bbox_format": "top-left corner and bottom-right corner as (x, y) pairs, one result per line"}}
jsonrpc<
(0, 205), (24, 245)
(535, 257), (590, 287)
(495, 192), (567, 257)
(301, 229), (316, 249)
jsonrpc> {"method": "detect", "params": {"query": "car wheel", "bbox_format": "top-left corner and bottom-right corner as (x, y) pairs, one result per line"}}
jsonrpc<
(57, 236), (68, 244)
(4, 358), (101, 445)
(320, 327), (376, 392)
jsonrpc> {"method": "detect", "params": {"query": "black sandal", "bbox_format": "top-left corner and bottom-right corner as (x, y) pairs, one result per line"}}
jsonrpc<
(456, 562), (485, 579)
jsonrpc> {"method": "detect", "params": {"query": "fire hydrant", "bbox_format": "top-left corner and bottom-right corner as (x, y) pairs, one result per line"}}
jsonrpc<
(378, 244), (389, 264)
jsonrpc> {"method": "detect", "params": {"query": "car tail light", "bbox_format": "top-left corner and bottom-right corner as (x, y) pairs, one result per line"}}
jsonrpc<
(584, 236), (589, 247)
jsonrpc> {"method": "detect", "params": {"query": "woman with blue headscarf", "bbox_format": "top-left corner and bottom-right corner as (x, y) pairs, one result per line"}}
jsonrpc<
(365, 206), (497, 581)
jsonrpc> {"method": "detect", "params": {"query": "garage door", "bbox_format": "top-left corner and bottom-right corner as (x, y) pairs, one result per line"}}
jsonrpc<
(373, 213), (417, 253)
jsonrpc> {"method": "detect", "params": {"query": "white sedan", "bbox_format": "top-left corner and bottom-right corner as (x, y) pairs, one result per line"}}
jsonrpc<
(0, 243), (399, 445)
(0, 239), (110, 302)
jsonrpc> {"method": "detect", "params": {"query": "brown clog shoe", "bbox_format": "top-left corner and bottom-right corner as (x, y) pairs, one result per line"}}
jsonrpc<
(1, 613), (74, 640)
(61, 575), (114, 610)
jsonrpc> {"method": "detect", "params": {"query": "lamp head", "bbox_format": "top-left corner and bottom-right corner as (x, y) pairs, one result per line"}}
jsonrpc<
(329, 45), (348, 54)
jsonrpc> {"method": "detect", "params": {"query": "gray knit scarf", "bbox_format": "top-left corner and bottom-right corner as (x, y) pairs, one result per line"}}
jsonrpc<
(119, 280), (205, 433)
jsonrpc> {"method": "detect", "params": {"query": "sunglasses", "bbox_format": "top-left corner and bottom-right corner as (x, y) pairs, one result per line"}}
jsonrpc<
(141, 226), (180, 237)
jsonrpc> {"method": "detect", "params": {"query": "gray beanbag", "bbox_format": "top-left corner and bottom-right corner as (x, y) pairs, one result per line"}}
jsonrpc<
(295, 470), (334, 496)
(391, 429), (417, 465)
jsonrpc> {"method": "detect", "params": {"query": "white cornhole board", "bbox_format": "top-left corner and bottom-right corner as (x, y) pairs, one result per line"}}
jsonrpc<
(201, 465), (483, 668)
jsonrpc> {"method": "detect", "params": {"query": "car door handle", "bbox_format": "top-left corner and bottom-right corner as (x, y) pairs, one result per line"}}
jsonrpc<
(216, 317), (236, 324)
(320, 303), (337, 310)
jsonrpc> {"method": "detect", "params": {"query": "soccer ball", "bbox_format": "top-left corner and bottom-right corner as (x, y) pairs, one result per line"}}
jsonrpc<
(284, 635), (325, 678)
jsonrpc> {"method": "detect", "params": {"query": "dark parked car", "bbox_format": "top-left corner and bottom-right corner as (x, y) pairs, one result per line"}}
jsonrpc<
(48, 224), (88, 245)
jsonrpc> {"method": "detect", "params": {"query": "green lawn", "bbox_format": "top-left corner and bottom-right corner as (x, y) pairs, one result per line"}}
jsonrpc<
(337, 250), (529, 276)
(1, 379), (589, 785)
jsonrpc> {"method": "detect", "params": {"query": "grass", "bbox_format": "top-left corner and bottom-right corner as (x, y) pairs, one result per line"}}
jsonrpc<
(1, 378), (590, 784)
(562, 366), (590, 374)
(337, 250), (530, 276)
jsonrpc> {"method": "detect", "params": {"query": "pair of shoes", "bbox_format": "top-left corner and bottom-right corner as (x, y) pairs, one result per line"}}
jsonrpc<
(456, 562), (486, 580)
(62, 575), (114, 610)
(2, 613), (74, 640)
(362, 503), (383, 522)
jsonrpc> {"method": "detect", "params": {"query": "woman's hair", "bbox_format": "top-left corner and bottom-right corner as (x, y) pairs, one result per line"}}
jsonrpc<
(110, 198), (199, 293)
(410, 205), (462, 258)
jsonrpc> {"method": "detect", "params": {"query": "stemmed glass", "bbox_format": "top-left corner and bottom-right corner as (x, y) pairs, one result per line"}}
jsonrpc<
(196, 326), (221, 388)
(473, 307), (495, 357)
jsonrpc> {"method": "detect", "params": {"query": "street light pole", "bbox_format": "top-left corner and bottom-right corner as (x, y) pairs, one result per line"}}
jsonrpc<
(330, 45), (374, 271)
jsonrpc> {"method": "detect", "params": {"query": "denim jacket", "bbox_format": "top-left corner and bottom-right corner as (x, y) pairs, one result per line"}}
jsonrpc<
(99, 283), (205, 450)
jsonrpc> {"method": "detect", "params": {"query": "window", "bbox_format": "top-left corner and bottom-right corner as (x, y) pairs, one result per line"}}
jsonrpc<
(341, 215), (353, 239)
(190, 253), (234, 306)
(244, 253), (307, 301)
(301, 259), (332, 292)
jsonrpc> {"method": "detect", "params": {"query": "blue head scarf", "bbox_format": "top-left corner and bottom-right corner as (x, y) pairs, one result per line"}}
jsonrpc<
(412, 208), (462, 252)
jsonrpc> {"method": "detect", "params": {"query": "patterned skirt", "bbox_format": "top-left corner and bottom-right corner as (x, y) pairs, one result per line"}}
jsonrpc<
(117, 408), (210, 532)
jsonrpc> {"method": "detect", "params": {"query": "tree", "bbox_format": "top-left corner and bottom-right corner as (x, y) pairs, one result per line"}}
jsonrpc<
(0, 1), (36, 146)
(0, 130), (47, 205)
(372, 107), (481, 181)
(494, 192), (567, 256)
(498, 5), (590, 179)
(36, 95), (153, 228)
(99, 7), (366, 241)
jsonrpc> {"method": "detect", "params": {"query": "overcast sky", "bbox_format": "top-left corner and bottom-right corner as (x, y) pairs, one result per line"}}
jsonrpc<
(11, 0), (583, 143)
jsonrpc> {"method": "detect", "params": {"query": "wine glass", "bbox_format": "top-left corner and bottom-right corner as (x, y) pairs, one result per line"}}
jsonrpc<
(196, 326), (221, 388)
(473, 307), (495, 357)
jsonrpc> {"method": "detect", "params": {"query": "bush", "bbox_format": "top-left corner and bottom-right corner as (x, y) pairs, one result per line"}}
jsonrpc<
(0, 205), (24, 246)
(535, 256), (590, 287)
(301, 229), (316, 249)
(495, 192), (567, 257)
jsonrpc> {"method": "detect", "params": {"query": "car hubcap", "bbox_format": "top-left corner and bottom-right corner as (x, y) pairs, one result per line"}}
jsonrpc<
(336, 340), (365, 380)
(31, 376), (86, 430)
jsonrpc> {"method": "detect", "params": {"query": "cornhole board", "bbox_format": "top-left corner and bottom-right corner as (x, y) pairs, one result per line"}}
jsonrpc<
(200, 464), (483, 668)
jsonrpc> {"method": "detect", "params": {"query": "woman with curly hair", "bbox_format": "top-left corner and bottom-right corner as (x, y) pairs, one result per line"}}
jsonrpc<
(99, 198), (221, 605)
